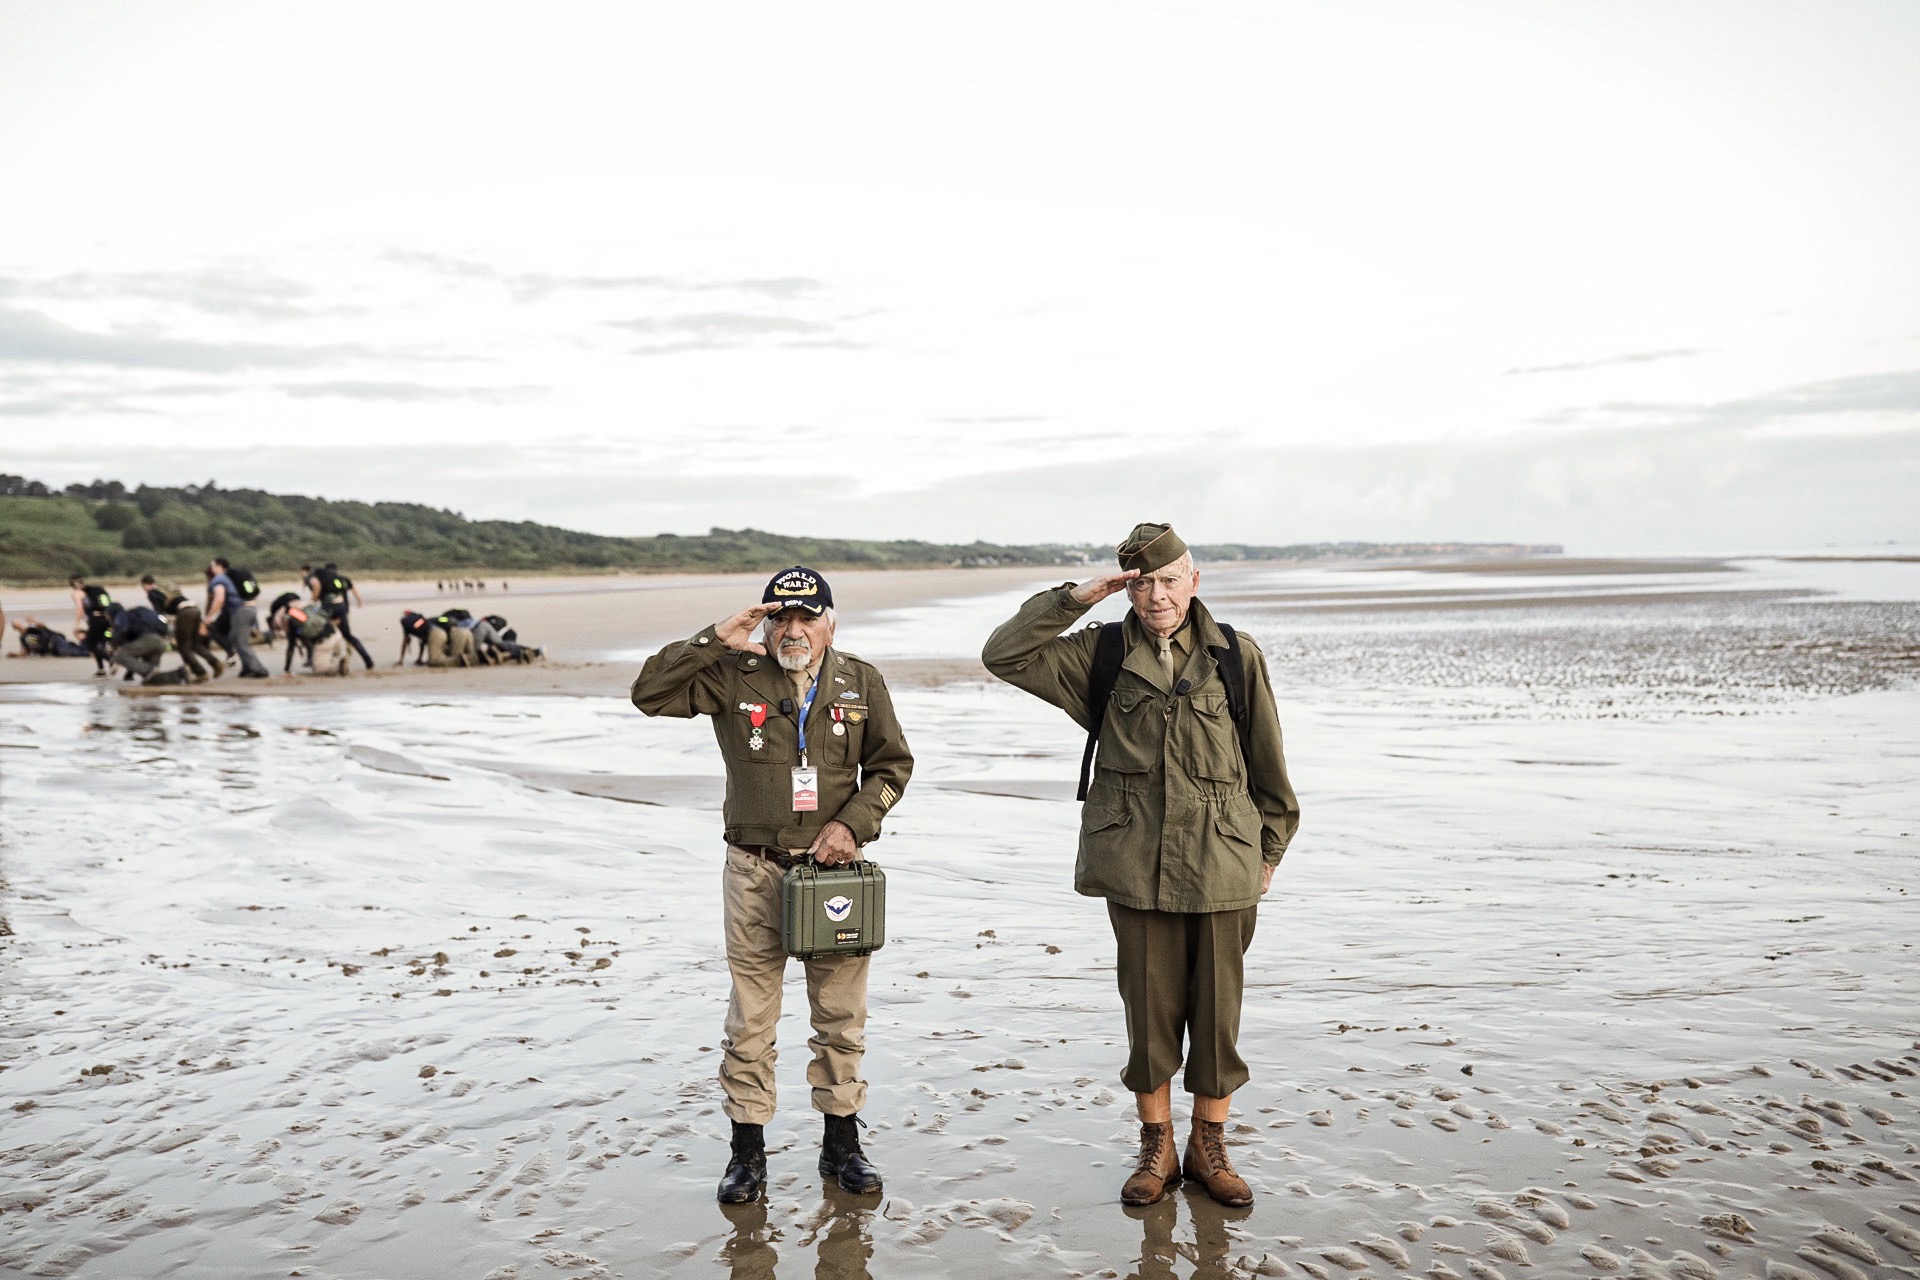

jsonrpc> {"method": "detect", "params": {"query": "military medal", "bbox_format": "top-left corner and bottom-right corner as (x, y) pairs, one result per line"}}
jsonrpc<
(744, 702), (769, 751)
(830, 704), (847, 737)
(749, 728), (765, 752)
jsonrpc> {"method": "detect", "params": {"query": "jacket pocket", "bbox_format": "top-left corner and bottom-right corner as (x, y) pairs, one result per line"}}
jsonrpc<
(725, 704), (791, 764)
(1080, 794), (1133, 843)
(1210, 798), (1259, 848)
(1185, 692), (1243, 782)
(1095, 686), (1160, 774)
(820, 704), (866, 769)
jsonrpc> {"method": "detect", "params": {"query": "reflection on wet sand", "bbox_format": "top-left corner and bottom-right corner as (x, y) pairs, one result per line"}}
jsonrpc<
(1123, 1191), (1253, 1280)
(717, 1185), (876, 1280)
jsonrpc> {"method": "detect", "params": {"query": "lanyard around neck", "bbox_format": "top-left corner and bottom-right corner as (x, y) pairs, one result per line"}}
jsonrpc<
(792, 669), (821, 765)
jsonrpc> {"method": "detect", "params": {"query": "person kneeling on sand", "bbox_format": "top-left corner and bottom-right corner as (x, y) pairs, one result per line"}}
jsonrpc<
(630, 566), (913, 1203)
(470, 612), (542, 663)
(277, 598), (350, 676)
(108, 603), (173, 682)
(430, 610), (482, 667)
(395, 609), (479, 667)
(397, 610), (435, 666)
(982, 522), (1301, 1208)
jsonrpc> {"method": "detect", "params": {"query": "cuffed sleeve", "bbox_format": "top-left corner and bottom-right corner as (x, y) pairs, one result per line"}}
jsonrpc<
(830, 672), (914, 845)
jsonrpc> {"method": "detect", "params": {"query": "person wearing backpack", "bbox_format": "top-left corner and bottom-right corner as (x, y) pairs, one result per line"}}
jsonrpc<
(981, 522), (1300, 1209)
(68, 574), (117, 675)
(143, 573), (223, 682)
(207, 557), (270, 678)
(107, 604), (172, 682)
(311, 563), (376, 670)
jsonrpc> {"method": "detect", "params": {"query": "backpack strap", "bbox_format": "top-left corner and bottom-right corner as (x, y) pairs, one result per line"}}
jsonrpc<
(1079, 618), (1256, 801)
(1206, 623), (1254, 778)
(1076, 622), (1128, 801)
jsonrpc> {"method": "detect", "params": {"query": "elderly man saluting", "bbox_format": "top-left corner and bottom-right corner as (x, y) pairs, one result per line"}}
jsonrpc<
(982, 522), (1300, 1208)
(631, 566), (913, 1203)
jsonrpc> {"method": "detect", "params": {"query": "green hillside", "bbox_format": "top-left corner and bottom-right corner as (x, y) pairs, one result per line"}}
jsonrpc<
(0, 475), (1560, 586)
(0, 476), (1091, 585)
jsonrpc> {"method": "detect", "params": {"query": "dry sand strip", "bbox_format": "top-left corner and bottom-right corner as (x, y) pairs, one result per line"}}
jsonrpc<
(1, 566), (1055, 697)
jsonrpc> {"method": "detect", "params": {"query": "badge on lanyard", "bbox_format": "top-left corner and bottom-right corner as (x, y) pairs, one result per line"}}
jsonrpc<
(791, 765), (819, 812)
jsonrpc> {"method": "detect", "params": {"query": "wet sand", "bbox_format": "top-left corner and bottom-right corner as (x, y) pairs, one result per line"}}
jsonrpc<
(3, 556), (1919, 1278)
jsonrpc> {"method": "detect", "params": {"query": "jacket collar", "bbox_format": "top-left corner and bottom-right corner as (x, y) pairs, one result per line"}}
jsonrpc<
(740, 646), (833, 717)
(1123, 599), (1227, 692)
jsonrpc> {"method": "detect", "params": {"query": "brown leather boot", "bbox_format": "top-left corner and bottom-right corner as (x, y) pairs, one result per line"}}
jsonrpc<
(1120, 1121), (1180, 1206)
(1183, 1119), (1252, 1207)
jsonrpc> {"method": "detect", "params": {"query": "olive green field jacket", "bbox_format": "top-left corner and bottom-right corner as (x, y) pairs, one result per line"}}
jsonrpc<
(631, 626), (913, 851)
(981, 587), (1299, 913)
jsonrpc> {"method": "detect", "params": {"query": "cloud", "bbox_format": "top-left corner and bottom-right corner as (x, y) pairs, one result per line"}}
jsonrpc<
(276, 380), (546, 404)
(1506, 349), (1702, 376)
(0, 268), (329, 322)
(608, 310), (864, 355)
(381, 250), (824, 302)
(0, 306), (369, 373)
(1694, 367), (1920, 425)
(611, 313), (831, 339)
(1540, 367), (1920, 431)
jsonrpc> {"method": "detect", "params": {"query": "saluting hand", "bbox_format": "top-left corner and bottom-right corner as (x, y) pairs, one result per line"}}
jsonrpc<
(1069, 569), (1140, 606)
(715, 602), (782, 654)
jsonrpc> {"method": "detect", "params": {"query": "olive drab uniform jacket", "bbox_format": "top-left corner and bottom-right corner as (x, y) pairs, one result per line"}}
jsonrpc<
(982, 587), (1299, 914)
(631, 626), (914, 851)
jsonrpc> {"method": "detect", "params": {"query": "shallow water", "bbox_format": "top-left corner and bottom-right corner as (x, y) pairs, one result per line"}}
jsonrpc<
(3, 559), (1919, 1278)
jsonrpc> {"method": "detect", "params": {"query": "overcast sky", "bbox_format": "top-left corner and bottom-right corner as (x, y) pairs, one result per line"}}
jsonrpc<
(2, 0), (1916, 554)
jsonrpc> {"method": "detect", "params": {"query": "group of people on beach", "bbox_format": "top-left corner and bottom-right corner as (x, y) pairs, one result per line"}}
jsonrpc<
(395, 606), (542, 667)
(631, 521), (1301, 1212)
(6, 561), (541, 683)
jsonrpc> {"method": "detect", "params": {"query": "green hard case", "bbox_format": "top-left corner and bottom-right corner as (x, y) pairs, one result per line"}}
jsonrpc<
(780, 861), (887, 959)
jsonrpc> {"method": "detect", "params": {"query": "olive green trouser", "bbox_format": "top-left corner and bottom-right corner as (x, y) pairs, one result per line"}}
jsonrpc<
(173, 606), (222, 678)
(110, 633), (168, 678)
(1108, 901), (1258, 1098)
(719, 844), (870, 1125)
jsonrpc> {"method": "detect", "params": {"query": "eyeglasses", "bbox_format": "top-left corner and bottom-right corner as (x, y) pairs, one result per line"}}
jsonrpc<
(1125, 573), (1190, 594)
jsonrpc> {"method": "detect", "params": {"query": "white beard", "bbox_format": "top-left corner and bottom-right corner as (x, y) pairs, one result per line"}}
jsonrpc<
(775, 644), (812, 672)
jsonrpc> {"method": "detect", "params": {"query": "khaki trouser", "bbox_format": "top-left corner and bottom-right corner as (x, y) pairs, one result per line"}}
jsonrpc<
(1108, 901), (1258, 1098)
(427, 625), (479, 667)
(719, 844), (870, 1124)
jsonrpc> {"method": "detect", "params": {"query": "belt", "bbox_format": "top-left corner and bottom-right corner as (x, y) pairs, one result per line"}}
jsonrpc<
(734, 844), (807, 869)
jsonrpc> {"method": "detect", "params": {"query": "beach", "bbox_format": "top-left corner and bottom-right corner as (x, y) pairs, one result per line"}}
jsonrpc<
(2, 557), (1918, 1279)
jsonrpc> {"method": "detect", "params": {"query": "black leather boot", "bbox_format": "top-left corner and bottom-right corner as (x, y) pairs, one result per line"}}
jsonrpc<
(818, 1113), (883, 1194)
(717, 1121), (767, 1204)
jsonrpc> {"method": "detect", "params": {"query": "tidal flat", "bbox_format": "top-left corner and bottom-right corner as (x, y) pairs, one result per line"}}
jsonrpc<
(3, 557), (1917, 1278)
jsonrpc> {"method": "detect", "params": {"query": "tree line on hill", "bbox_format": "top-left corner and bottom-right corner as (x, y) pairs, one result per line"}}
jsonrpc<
(0, 475), (1559, 585)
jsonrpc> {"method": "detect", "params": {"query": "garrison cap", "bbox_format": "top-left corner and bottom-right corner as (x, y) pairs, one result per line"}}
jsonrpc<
(763, 565), (833, 615)
(1115, 522), (1189, 574)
